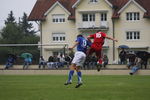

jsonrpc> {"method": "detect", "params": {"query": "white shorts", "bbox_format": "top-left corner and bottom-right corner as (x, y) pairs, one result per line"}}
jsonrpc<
(72, 51), (86, 67)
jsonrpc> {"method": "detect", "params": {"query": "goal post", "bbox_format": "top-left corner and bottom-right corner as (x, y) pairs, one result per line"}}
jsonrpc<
(0, 43), (69, 64)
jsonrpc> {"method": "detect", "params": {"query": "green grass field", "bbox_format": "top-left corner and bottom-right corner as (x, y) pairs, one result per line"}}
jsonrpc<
(0, 75), (150, 100)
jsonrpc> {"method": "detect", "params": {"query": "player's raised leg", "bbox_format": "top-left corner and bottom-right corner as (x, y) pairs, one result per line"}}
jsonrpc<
(96, 50), (103, 71)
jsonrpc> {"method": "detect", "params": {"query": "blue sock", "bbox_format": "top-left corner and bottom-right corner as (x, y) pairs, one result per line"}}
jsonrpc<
(77, 71), (82, 83)
(68, 70), (74, 82)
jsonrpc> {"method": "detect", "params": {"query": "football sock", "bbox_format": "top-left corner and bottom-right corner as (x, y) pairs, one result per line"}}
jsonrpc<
(77, 71), (82, 83)
(68, 70), (74, 82)
(98, 59), (103, 64)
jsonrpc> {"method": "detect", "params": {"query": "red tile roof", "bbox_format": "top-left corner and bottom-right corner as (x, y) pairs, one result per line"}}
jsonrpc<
(28, 0), (77, 21)
(108, 0), (129, 19)
(109, 0), (150, 19)
(28, 0), (150, 21)
(135, 0), (150, 18)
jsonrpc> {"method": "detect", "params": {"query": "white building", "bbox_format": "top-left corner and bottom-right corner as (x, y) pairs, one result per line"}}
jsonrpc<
(28, 0), (150, 63)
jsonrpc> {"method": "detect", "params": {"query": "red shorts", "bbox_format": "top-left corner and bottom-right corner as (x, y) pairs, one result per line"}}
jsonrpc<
(88, 44), (102, 58)
(87, 44), (103, 64)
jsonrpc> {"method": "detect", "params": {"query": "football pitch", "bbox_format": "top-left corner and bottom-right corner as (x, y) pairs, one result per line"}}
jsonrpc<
(0, 75), (150, 100)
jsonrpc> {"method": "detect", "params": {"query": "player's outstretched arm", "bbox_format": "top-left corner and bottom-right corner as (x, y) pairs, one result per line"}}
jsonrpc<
(87, 36), (92, 43)
(69, 42), (79, 50)
(105, 35), (118, 42)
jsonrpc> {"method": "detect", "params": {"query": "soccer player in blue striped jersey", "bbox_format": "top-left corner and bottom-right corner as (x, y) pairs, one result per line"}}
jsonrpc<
(64, 34), (91, 88)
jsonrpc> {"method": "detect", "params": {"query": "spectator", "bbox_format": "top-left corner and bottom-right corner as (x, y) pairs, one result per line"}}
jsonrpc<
(129, 56), (142, 75)
(135, 51), (149, 69)
(141, 52), (149, 69)
(89, 55), (97, 69)
(126, 53), (136, 69)
(64, 54), (72, 68)
(53, 55), (60, 69)
(23, 55), (32, 69)
(119, 48), (127, 64)
(83, 56), (90, 70)
(39, 56), (46, 69)
(103, 55), (108, 68)
(5, 55), (15, 69)
(58, 54), (65, 68)
(48, 56), (54, 62)
(53, 55), (59, 62)
(47, 56), (54, 68)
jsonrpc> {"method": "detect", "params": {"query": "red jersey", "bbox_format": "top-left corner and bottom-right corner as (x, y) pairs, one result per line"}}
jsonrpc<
(89, 32), (106, 49)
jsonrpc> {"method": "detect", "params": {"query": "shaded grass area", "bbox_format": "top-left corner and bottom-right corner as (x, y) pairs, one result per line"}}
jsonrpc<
(0, 75), (150, 100)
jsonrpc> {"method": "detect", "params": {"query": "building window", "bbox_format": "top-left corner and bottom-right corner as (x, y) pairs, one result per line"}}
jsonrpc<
(101, 13), (107, 21)
(82, 14), (95, 22)
(52, 33), (66, 42)
(126, 12), (140, 21)
(90, 0), (98, 3)
(126, 31), (140, 40)
(52, 14), (65, 23)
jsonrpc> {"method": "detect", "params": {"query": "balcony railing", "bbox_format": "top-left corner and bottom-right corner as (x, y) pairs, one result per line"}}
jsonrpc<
(78, 21), (109, 30)
(100, 21), (108, 29)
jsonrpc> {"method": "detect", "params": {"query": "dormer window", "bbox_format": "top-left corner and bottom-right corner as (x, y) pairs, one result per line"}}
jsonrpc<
(52, 14), (65, 23)
(126, 12), (140, 21)
(90, 0), (98, 3)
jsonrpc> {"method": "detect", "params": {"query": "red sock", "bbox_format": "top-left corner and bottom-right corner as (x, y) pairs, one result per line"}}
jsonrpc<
(98, 59), (103, 64)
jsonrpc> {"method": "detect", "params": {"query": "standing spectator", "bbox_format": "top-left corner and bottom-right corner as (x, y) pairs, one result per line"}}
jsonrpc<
(5, 55), (15, 69)
(140, 52), (149, 69)
(103, 55), (108, 68)
(39, 56), (46, 69)
(23, 55), (32, 69)
(129, 56), (142, 75)
(119, 48), (127, 64)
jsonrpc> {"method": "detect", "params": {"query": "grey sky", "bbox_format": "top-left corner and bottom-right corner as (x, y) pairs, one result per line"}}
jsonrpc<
(0, 0), (37, 29)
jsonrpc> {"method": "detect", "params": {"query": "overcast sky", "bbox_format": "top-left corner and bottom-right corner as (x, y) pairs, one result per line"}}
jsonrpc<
(0, 0), (37, 29)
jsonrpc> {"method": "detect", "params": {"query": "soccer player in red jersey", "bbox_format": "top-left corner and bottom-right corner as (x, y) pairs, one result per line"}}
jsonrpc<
(87, 30), (118, 71)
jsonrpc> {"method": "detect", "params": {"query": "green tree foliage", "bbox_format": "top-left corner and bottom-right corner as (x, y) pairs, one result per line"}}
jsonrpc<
(0, 11), (40, 64)
(20, 13), (36, 36)
(1, 23), (23, 43)
(5, 11), (16, 25)
(1, 10), (23, 43)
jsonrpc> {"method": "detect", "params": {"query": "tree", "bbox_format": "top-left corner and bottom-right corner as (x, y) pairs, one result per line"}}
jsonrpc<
(1, 11), (23, 43)
(5, 11), (16, 25)
(1, 23), (23, 43)
(0, 11), (40, 64)
(20, 13), (36, 36)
